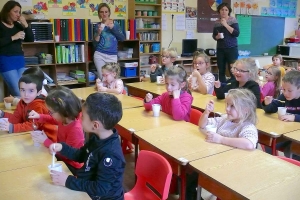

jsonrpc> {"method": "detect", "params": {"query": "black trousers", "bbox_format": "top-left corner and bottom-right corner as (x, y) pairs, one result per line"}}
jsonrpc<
(216, 47), (238, 83)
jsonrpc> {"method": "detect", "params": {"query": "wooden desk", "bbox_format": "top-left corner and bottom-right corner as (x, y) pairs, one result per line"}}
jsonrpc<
(134, 122), (232, 200)
(71, 87), (143, 109)
(0, 102), (16, 113)
(0, 133), (50, 172)
(190, 149), (300, 200)
(284, 130), (300, 156)
(192, 93), (225, 113)
(0, 162), (89, 199)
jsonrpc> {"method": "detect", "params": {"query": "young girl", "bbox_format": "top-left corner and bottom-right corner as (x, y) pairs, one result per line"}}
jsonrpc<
(187, 88), (258, 200)
(96, 62), (124, 94)
(263, 54), (286, 78)
(260, 66), (281, 99)
(188, 52), (215, 94)
(28, 86), (84, 175)
(214, 58), (262, 108)
(144, 65), (193, 121)
(148, 48), (178, 83)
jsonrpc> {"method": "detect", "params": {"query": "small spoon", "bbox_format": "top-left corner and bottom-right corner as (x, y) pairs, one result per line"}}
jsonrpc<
(32, 119), (38, 131)
(52, 144), (56, 168)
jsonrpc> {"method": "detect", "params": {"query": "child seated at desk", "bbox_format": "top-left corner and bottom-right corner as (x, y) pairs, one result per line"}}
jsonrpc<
(144, 65), (193, 122)
(96, 62), (124, 94)
(28, 86), (84, 175)
(260, 66), (282, 99)
(49, 93), (125, 199)
(186, 88), (258, 200)
(188, 52), (215, 94)
(0, 74), (56, 141)
(262, 54), (286, 78)
(214, 58), (262, 108)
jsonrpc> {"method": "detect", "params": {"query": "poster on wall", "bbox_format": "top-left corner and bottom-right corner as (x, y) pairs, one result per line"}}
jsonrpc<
(48, 0), (62, 8)
(76, 0), (89, 8)
(62, 2), (76, 16)
(32, 1), (49, 15)
(114, 4), (126, 17)
(88, 0), (99, 16)
(163, 0), (185, 13)
(261, 0), (297, 17)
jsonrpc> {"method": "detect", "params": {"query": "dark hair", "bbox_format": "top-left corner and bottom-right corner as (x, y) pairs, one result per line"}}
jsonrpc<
(23, 67), (45, 81)
(45, 86), (81, 120)
(83, 93), (122, 130)
(282, 70), (300, 89)
(165, 65), (191, 94)
(217, 3), (232, 16)
(0, 1), (21, 24)
(97, 3), (111, 19)
(18, 74), (43, 92)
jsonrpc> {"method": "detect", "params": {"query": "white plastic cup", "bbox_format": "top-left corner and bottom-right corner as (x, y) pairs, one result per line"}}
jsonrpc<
(0, 118), (8, 126)
(206, 125), (217, 133)
(48, 163), (62, 173)
(100, 23), (106, 29)
(54, 35), (60, 42)
(220, 33), (224, 39)
(278, 107), (287, 117)
(191, 77), (197, 88)
(152, 104), (161, 117)
(126, 31), (130, 40)
(31, 130), (42, 147)
(4, 101), (11, 109)
(224, 93), (228, 98)
(156, 76), (162, 84)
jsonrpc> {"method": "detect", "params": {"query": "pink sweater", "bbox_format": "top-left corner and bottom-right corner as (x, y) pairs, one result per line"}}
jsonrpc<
(260, 81), (275, 98)
(144, 91), (193, 122)
(37, 113), (85, 169)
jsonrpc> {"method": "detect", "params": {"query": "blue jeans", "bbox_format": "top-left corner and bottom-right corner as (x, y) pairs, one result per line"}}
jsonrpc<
(0, 68), (26, 96)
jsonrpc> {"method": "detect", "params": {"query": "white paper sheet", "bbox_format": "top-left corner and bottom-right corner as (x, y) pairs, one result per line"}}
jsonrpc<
(186, 31), (194, 39)
(175, 14), (185, 30)
(162, 14), (167, 31)
(186, 18), (197, 30)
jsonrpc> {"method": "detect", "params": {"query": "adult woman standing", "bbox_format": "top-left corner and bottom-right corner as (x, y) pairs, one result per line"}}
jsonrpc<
(212, 3), (239, 83)
(0, 0), (34, 96)
(93, 3), (125, 79)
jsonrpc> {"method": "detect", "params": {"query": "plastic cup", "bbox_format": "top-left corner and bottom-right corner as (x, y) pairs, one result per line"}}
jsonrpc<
(224, 93), (228, 98)
(54, 35), (60, 42)
(48, 163), (62, 173)
(220, 33), (224, 39)
(4, 101), (11, 109)
(31, 130), (42, 147)
(206, 125), (217, 133)
(126, 31), (130, 40)
(100, 23), (105, 29)
(156, 76), (162, 84)
(278, 107), (287, 117)
(191, 77), (197, 88)
(0, 118), (8, 126)
(152, 104), (161, 117)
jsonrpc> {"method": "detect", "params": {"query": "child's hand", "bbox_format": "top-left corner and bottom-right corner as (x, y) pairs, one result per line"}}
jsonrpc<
(49, 143), (62, 154)
(172, 89), (181, 99)
(193, 69), (201, 77)
(205, 100), (214, 114)
(28, 110), (40, 119)
(145, 93), (153, 102)
(264, 96), (273, 105)
(214, 80), (221, 88)
(31, 130), (47, 144)
(50, 170), (68, 186)
(4, 95), (14, 103)
(150, 64), (157, 72)
(206, 131), (223, 144)
(279, 114), (295, 122)
(98, 86), (108, 92)
(0, 119), (9, 132)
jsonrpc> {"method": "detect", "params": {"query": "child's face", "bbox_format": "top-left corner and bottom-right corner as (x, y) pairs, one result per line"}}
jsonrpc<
(282, 82), (300, 100)
(193, 57), (208, 75)
(46, 104), (63, 122)
(162, 53), (175, 65)
(225, 97), (239, 123)
(102, 69), (116, 83)
(272, 58), (281, 66)
(265, 68), (276, 82)
(19, 82), (41, 104)
(165, 75), (183, 95)
(233, 63), (250, 83)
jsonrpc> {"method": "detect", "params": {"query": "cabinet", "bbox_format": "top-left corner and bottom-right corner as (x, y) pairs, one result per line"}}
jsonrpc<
(282, 56), (300, 70)
(128, 0), (162, 75)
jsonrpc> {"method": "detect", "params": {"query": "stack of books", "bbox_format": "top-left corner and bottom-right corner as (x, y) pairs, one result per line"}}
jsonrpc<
(30, 22), (53, 41)
(55, 44), (85, 64)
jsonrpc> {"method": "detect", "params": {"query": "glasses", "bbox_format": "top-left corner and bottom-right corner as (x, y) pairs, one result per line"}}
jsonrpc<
(48, 110), (56, 116)
(193, 62), (206, 66)
(233, 67), (249, 73)
(265, 71), (272, 75)
(161, 55), (174, 59)
(99, 11), (109, 14)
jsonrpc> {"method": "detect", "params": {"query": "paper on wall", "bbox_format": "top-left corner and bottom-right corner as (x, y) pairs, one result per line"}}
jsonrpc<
(186, 31), (194, 39)
(175, 14), (185, 30)
(162, 14), (167, 30)
(186, 18), (197, 30)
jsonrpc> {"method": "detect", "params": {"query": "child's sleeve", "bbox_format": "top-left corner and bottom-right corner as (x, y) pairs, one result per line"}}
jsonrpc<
(238, 124), (258, 149)
(171, 93), (193, 121)
(37, 114), (59, 125)
(214, 83), (231, 99)
(260, 82), (272, 99)
(115, 79), (124, 94)
(144, 95), (163, 111)
(263, 94), (285, 113)
(60, 142), (87, 163)
(203, 73), (215, 94)
(65, 153), (124, 198)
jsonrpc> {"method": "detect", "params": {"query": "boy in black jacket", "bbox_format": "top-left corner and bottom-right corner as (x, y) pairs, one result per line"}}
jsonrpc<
(49, 93), (125, 200)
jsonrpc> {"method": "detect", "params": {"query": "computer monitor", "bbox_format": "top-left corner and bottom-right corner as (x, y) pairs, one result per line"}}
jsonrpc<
(181, 39), (198, 57)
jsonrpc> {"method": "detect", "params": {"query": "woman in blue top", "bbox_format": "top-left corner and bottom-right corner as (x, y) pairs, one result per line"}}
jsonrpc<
(212, 3), (239, 83)
(93, 3), (125, 79)
(0, 0), (34, 96)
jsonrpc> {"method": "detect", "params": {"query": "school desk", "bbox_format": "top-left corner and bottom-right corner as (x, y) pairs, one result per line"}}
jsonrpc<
(0, 133), (50, 172)
(71, 87), (143, 109)
(189, 149), (300, 200)
(134, 122), (233, 200)
(0, 130), (29, 138)
(0, 102), (16, 113)
(283, 130), (300, 156)
(0, 161), (89, 200)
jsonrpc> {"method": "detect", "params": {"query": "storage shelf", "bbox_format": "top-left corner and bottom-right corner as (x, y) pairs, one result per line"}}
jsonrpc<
(135, 16), (161, 18)
(57, 82), (86, 86)
(26, 64), (56, 67)
(120, 76), (139, 79)
(55, 62), (85, 65)
(140, 52), (160, 55)
(140, 40), (160, 43)
(135, 3), (161, 6)
(137, 28), (160, 31)
(118, 58), (139, 61)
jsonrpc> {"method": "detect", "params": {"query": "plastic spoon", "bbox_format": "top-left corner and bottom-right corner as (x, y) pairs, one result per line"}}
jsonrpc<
(52, 144), (56, 167)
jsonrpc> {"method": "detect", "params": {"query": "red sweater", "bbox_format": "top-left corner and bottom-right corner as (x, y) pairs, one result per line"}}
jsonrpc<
(37, 113), (85, 169)
(4, 98), (57, 142)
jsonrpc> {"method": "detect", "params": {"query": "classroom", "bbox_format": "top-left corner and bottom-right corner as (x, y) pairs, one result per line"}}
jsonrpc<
(1, 0), (300, 200)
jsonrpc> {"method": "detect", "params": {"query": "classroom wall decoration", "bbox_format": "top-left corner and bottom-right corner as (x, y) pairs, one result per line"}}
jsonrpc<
(33, 1), (49, 14)
(62, 2), (76, 16)
(114, 4), (126, 18)
(232, 1), (259, 15)
(185, 7), (197, 30)
(48, 0), (62, 8)
(162, 0), (185, 13)
(261, 0), (297, 18)
(89, 0), (99, 16)
(76, 0), (89, 8)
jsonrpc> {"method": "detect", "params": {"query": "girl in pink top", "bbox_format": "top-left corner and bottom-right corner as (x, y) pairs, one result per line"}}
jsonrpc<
(96, 62), (124, 94)
(260, 66), (281, 98)
(29, 86), (84, 175)
(144, 65), (193, 122)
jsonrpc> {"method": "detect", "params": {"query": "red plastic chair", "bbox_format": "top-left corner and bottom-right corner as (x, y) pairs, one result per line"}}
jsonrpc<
(277, 156), (300, 166)
(124, 150), (172, 200)
(190, 108), (202, 126)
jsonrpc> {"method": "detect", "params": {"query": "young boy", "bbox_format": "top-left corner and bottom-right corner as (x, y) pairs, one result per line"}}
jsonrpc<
(49, 93), (125, 200)
(0, 74), (57, 142)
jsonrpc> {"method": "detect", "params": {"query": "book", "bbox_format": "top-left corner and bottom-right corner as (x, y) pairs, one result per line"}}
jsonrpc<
(56, 45), (61, 64)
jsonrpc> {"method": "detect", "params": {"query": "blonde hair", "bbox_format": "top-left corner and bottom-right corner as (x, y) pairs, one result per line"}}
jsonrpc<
(233, 58), (258, 81)
(165, 65), (190, 93)
(192, 52), (211, 71)
(227, 88), (257, 125)
(267, 66), (282, 98)
(272, 54), (283, 63)
(102, 62), (120, 78)
(162, 47), (178, 58)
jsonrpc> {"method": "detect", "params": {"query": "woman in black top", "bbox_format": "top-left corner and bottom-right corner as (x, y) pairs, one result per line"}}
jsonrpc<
(0, 1), (34, 96)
